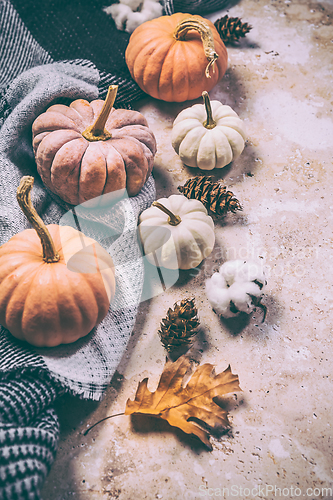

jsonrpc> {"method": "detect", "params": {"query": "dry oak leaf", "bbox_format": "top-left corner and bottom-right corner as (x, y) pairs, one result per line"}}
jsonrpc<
(125, 355), (241, 449)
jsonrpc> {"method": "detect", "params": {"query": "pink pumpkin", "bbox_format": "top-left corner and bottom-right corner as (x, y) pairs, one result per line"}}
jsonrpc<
(32, 86), (157, 206)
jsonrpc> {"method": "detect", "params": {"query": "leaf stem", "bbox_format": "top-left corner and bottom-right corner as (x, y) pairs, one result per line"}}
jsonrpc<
(83, 412), (125, 436)
(16, 176), (60, 263)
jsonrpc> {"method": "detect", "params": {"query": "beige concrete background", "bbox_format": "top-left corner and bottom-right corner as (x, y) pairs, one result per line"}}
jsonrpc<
(42, 1), (333, 498)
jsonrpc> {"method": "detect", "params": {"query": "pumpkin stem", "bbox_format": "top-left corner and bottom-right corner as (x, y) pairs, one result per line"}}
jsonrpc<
(202, 91), (216, 129)
(173, 17), (219, 78)
(16, 176), (60, 263)
(82, 85), (118, 142)
(152, 201), (182, 226)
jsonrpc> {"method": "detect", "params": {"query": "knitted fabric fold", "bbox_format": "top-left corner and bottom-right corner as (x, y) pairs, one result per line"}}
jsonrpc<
(0, 59), (156, 400)
(163, 0), (229, 16)
(0, 407), (60, 500)
(0, 2), (155, 497)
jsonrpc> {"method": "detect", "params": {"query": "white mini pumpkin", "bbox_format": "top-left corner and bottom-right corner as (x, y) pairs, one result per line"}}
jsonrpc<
(172, 91), (246, 170)
(138, 194), (215, 270)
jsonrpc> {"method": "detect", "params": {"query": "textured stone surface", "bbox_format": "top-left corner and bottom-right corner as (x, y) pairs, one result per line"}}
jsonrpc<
(42, 1), (333, 498)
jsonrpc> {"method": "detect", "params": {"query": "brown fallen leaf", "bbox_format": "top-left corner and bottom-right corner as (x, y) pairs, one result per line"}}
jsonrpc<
(125, 355), (241, 449)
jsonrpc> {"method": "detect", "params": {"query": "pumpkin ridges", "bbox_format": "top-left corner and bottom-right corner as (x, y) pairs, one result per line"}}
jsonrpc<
(110, 138), (149, 196)
(216, 119), (247, 140)
(140, 41), (176, 98)
(126, 13), (228, 102)
(105, 109), (149, 130)
(78, 142), (108, 204)
(159, 41), (187, 102)
(172, 119), (202, 153)
(70, 99), (95, 127)
(119, 133), (154, 173)
(46, 104), (86, 131)
(179, 227), (205, 269)
(112, 125), (157, 156)
(0, 182), (116, 345)
(53, 265), (100, 344)
(179, 42), (190, 102)
(32, 111), (81, 136)
(50, 138), (88, 204)
(208, 128), (233, 169)
(196, 130), (220, 170)
(33, 92), (156, 204)
(15, 231), (111, 346)
(179, 40), (212, 101)
(0, 257), (42, 307)
(20, 264), (81, 346)
(35, 130), (83, 187)
(215, 126), (243, 161)
(67, 238), (112, 308)
(100, 142), (127, 201)
(21, 264), (63, 346)
(140, 224), (171, 251)
(2, 261), (47, 341)
(79, 272), (110, 325)
(89, 100), (106, 123)
(179, 127), (206, 167)
(126, 18), (174, 54)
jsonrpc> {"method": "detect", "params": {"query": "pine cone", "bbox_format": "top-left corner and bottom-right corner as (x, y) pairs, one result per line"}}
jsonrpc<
(178, 176), (242, 217)
(214, 15), (252, 44)
(158, 298), (199, 353)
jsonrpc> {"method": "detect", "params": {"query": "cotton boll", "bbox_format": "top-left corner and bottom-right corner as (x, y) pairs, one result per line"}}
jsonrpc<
(205, 275), (234, 316)
(234, 262), (266, 287)
(118, 0), (143, 9)
(206, 259), (267, 320)
(104, 0), (163, 33)
(207, 271), (227, 289)
(126, 2), (163, 33)
(144, 0), (163, 16)
(220, 259), (266, 288)
(243, 281), (265, 299)
(228, 282), (259, 314)
(220, 260), (245, 286)
(106, 4), (133, 31)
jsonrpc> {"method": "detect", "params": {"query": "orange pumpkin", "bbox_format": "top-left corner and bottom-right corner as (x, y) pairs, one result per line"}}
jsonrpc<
(0, 177), (116, 347)
(32, 85), (157, 206)
(125, 13), (228, 102)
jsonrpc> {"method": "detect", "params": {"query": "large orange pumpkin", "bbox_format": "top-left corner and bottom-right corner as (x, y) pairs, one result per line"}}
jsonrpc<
(0, 177), (116, 347)
(125, 13), (228, 102)
(32, 85), (157, 206)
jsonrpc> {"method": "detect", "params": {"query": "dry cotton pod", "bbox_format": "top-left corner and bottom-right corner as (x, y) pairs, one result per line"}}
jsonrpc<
(32, 85), (157, 206)
(0, 177), (116, 347)
(125, 13), (228, 102)
(138, 194), (215, 270)
(172, 91), (246, 170)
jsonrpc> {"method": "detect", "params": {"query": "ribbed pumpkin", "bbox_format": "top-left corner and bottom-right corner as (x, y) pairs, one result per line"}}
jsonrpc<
(0, 177), (116, 347)
(172, 91), (246, 170)
(138, 194), (215, 270)
(125, 13), (228, 102)
(32, 85), (157, 206)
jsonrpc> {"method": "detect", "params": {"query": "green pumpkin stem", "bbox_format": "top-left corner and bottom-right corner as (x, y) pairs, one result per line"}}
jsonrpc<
(173, 18), (219, 78)
(82, 85), (118, 142)
(152, 201), (182, 226)
(202, 91), (216, 129)
(16, 176), (60, 263)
